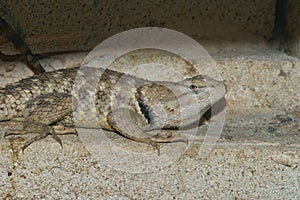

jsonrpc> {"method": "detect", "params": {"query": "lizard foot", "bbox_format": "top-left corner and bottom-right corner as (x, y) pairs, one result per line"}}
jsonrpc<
(3, 121), (63, 151)
(142, 134), (188, 155)
(53, 124), (78, 136)
(21, 126), (62, 152)
(107, 108), (188, 155)
(148, 132), (188, 144)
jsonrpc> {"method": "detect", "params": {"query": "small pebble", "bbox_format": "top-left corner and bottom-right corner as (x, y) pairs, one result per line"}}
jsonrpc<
(5, 65), (15, 72)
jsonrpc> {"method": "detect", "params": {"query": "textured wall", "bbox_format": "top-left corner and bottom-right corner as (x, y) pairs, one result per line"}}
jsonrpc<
(0, 0), (275, 53)
(287, 0), (300, 56)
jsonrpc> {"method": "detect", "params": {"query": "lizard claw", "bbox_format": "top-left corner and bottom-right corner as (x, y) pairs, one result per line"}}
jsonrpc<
(21, 124), (63, 152)
(148, 141), (161, 155)
(2, 121), (64, 152)
(148, 133), (188, 156)
(149, 132), (189, 144)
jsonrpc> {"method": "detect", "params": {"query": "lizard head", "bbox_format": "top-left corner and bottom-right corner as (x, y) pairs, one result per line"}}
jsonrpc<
(136, 75), (226, 131)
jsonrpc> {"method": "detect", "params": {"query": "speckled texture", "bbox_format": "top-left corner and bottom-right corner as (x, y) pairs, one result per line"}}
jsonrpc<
(0, 0), (276, 53)
(217, 54), (299, 112)
(0, 137), (299, 199)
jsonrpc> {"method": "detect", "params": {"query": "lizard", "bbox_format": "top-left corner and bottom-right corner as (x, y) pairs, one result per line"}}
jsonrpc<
(0, 66), (225, 151)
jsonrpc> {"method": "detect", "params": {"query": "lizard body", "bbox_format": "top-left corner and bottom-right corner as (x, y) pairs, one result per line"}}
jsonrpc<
(0, 66), (224, 150)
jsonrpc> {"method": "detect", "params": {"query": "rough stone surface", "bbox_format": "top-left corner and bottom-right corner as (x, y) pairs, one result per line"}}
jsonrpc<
(0, 137), (299, 199)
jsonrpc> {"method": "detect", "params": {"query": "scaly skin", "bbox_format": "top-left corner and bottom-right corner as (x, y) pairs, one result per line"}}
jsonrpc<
(0, 66), (225, 151)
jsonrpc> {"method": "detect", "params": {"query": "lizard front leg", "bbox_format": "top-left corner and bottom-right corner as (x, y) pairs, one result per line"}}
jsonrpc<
(107, 108), (188, 150)
(2, 120), (63, 151)
(2, 93), (75, 151)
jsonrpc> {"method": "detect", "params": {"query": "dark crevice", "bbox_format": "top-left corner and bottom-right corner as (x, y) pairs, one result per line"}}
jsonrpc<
(270, 0), (288, 42)
(138, 100), (152, 124)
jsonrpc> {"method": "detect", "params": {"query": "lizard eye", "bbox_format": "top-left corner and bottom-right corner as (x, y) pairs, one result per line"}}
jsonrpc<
(189, 84), (201, 94)
(190, 84), (198, 91)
